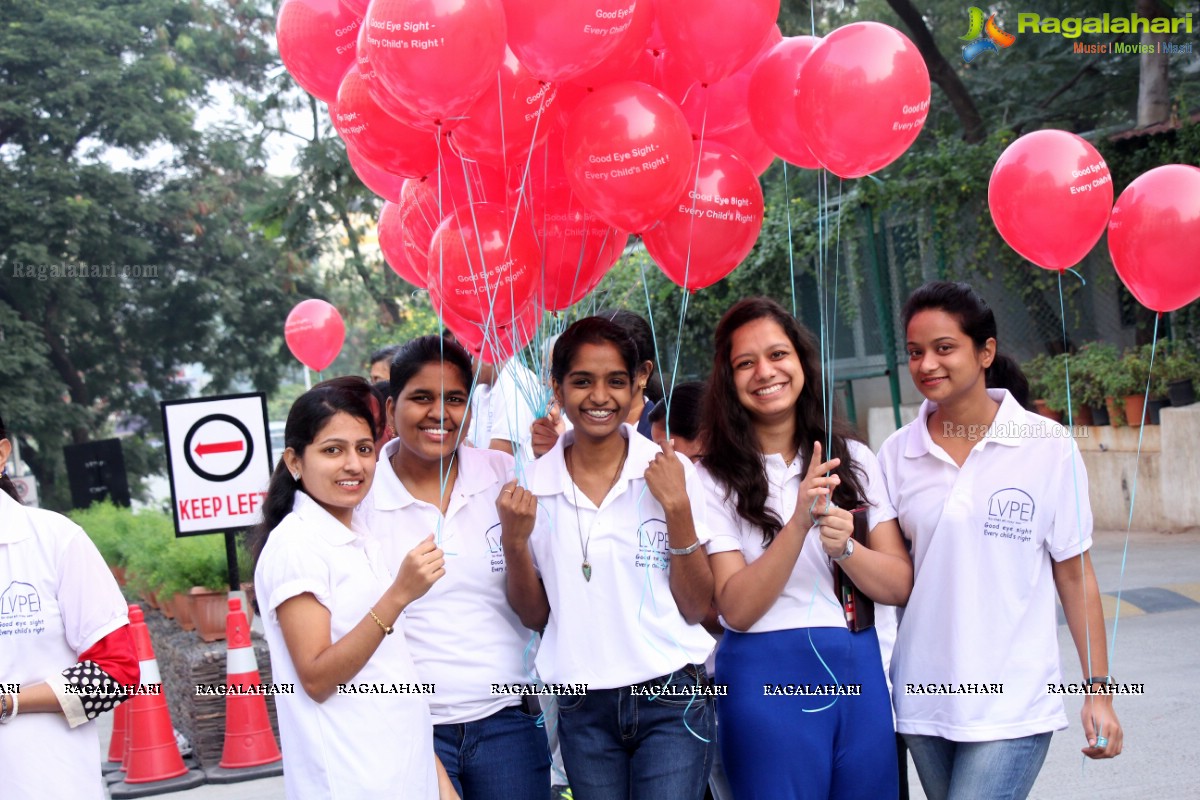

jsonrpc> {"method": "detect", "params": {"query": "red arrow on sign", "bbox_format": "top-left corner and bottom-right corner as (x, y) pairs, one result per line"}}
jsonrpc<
(195, 440), (245, 457)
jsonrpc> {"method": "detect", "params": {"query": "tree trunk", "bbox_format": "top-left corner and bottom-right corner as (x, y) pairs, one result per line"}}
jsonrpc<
(1137, 0), (1171, 127)
(884, 0), (987, 143)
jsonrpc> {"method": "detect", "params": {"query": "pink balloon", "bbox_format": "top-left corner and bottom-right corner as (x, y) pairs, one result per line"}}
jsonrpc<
(988, 130), (1113, 270)
(709, 121), (775, 176)
(364, 0), (507, 125)
(339, 0), (367, 17)
(796, 22), (930, 179)
(378, 201), (427, 287)
(355, 22), (440, 131)
(568, 0), (655, 88)
(642, 141), (764, 290)
(563, 81), (693, 232)
(276, 0), (362, 104)
(503, 0), (639, 82)
(653, 0), (779, 84)
(674, 26), (781, 138)
(346, 142), (406, 202)
(748, 36), (821, 169)
(1108, 165), (1200, 313)
(285, 299), (346, 371)
(427, 203), (541, 325)
(333, 70), (439, 178)
(451, 47), (558, 168)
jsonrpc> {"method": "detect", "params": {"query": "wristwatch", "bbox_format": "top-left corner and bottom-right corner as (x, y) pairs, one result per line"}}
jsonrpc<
(832, 538), (855, 563)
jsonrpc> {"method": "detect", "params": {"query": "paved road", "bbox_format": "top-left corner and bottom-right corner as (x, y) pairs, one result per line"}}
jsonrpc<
(99, 528), (1200, 800)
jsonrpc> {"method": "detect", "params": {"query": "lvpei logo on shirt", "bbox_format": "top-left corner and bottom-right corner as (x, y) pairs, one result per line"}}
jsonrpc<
(983, 488), (1035, 544)
(961, 7), (1016, 63)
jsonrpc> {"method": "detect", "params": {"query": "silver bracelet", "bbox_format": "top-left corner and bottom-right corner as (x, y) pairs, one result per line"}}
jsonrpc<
(0, 692), (14, 724)
(668, 539), (702, 556)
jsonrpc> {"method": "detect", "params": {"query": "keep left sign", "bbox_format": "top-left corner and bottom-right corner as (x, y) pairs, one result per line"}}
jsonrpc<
(162, 393), (273, 536)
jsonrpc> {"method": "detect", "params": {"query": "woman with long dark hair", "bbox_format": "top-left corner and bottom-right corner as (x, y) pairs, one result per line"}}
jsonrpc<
(879, 282), (1121, 800)
(250, 376), (457, 799)
(502, 316), (716, 800)
(360, 336), (550, 799)
(0, 413), (139, 798)
(700, 297), (913, 800)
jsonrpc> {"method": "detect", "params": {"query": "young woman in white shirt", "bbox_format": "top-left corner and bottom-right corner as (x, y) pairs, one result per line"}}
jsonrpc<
(878, 281), (1122, 800)
(700, 297), (913, 800)
(500, 316), (717, 800)
(249, 377), (457, 799)
(360, 335), (551, 799)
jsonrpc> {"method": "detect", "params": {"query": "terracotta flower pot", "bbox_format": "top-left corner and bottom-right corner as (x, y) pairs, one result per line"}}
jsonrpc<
(1033, 399), (1063, 423)
(189, 587), (228, 642)
(1123, 393), (1146, 427)
(240, 582), (257, 630)
(110, 565), (127, 586)
(1105, 396), (1123, 427)
(1067, 404), (1093, 426)
(172, 592), (195, 632)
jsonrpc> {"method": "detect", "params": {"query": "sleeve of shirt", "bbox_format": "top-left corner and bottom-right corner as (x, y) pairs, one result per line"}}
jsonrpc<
(697, 468), (743, 555)
(57, 527), (130, 653)
(489, 370), (540, 456)
(256, 530), (333, 620)
(851, 440), (897, 531)
(873, 435), (903, 532)
(1047, 439), (1094, 562)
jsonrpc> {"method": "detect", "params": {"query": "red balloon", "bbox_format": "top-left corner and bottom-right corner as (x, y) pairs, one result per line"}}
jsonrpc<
(748, 36), (821, 169)
(568, 0), (654, 88)
(642, 141), (764, 290)
(427, 203), (541, 325)
(339, 0), (367, 17)
(452, 47), (558, 168)
(988, 130), (1113, 270)
(355, 21), (441, 132)
(364, 0), (506, 125)
(333, 70), (440, 177)
(563, 81), (693, 232)
(285, 299), (346, 371)
(503, 0), (639, 82)
(378, 201), (427, 287)
(709, 121), (775, 176)
(1108, 165), (1200, 313)
(796, 22), (930, 179)
(276, 0), (362, 104)
(346, 142), (406, 202)
(653, 0), (779, 84)
(674, 26), (780, 138)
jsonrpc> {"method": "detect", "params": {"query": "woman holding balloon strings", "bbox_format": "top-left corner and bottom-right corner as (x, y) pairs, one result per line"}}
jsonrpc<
(878, 282), (1121, 800)
(699, 297), (913, 800)
(501, 316), (717, 800)
(359, 336), (552, 800)
(249, 377), (458, 800)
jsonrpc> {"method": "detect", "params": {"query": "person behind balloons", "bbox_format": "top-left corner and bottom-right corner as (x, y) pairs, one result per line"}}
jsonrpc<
(249, 376), (457, 799)
(360, 335), (551, 799)
(700, 297), (913, 800)
(501, 316), (717, 800)
(0, 413), (140, 799)
(878, 281), (1122, 800)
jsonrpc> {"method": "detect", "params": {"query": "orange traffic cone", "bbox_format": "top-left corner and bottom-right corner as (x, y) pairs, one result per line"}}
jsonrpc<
(108, 605), (205, 798)
(205, 598), (284, 783)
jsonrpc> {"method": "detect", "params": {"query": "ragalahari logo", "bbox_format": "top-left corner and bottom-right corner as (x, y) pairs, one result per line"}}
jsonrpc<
(961, 7), (1017, 62)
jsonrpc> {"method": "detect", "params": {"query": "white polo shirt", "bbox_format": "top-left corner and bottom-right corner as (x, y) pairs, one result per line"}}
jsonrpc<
(525, 425), (715, 688)
(877, 388), (1092, 742)
(468, 361), (545, 463)
(361, 443), (537, 725)
(254, 492), (436, 799)
(702, 439), (894, 632)
(0, 491), (129, 799)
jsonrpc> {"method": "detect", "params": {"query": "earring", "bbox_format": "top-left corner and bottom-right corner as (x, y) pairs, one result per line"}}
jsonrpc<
(291, 471), (300, 482)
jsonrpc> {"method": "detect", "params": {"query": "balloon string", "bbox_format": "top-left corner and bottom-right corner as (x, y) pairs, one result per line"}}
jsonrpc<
(1057, 270), (1091, 682)
(783, 162), (798, 317)
(638, 255), (669, 440)
(1110, 312), (1160, 664)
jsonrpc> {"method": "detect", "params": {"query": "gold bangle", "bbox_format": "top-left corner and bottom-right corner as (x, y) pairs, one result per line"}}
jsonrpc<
(368, 608), (394, 635)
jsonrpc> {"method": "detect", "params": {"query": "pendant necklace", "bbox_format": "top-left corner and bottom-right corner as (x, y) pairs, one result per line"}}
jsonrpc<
(565, 441), (628, 582)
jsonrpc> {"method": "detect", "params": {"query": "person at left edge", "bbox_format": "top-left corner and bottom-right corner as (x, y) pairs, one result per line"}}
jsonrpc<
(0, 413), (140, 800)
(249, 377), (458, 799)
(502, 316), (717, 800)
(361, 336), (551, 800)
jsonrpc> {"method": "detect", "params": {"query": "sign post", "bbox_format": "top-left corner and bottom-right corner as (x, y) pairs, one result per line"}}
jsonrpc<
(161, 394), (274, 591)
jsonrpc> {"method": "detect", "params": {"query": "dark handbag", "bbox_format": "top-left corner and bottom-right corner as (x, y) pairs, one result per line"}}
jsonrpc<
(832, 508), (875, 632)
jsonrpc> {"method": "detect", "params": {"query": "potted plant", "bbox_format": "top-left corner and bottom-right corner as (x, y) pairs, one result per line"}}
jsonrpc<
(1118, 348), (1159, 427)
(1095, 350), (1139, 427)
(1160, 341), (1198, 407)
(122, 511), (175, 610)
(1023, 354), (1062, 421)
(1071, 342), (1119, 426)
(176, 536), (233, 642)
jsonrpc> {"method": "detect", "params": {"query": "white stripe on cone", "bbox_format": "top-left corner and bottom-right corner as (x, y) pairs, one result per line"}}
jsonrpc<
(226, 645), (258, 676)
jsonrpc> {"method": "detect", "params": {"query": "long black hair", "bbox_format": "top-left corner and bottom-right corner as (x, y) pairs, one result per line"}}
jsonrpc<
(702, 298), (867, 545)
(901, 281), (1030, 409)
(648, 380), (706, 442)
(0, 414), (20, 503)
(551, 316), (639, 387)
(388, 335), (474, 400)
(248, 377), (377, 562)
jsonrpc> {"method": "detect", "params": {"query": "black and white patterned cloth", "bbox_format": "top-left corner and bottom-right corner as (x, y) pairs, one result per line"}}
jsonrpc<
(62, 660), (127, 720)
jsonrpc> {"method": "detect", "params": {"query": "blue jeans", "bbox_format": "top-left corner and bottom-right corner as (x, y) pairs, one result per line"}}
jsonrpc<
(902, 732), (1052, 800)
(556, 665), (715, 800)
(434, 705), (551, 800)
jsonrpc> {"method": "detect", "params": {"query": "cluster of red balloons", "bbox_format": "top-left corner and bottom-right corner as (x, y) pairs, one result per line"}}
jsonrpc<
(989, 130), (1200, 314)
(277, 0), (934, 357)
